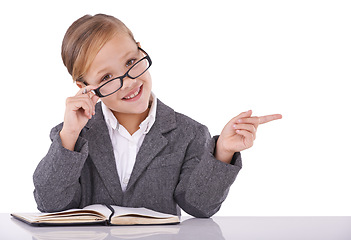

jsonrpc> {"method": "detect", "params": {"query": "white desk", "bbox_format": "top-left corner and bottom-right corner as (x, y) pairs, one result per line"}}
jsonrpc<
(1, 213), (350, 239)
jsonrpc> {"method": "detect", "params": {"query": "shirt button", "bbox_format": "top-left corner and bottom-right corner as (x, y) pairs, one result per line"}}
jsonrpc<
(123, 178), (129, 184)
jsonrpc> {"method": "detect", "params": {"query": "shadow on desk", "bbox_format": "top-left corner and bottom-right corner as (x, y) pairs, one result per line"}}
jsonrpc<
(11, 217), (224, 240)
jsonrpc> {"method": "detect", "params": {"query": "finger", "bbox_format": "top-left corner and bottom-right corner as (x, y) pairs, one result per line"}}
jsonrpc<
(86, 87), (99, 115)
(229, 110), (253, 125)
(235, 116), (260, 128)
(233, 123), (257, 139)
(91, 95), (100, 115)
(72, 100), (93, 119)
(83, 96), (96, 118)
(235, 129), (254, 148)
(75, 85), (99, 96)
(258, 114), (282, 124)
(236, 114), (282, 126)
(86, 85), (99, 92)
(73, 88), (99, 116)
(68, 97), (95, 118)
(76, 87), (88, 96)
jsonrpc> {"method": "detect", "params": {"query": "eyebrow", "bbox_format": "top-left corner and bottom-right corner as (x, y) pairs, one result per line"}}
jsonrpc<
(95, 49), (137, 77)
(96, 66), (112, 79)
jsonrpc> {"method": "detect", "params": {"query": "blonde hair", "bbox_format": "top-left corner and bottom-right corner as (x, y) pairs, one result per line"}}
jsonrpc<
(61, 14), (136, 82)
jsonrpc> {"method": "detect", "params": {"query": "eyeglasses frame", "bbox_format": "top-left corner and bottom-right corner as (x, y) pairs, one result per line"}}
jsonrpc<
(82, 47), (152, 98)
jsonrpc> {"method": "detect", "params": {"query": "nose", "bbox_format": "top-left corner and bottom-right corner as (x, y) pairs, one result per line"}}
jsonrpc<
(121, 77), (137, 90)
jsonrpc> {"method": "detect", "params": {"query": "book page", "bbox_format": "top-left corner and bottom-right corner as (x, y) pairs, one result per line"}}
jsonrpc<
(82, 204), (112, 219)
(110, 206), (177, 218)
(11, 205), (110, 224)
(11, 212), (106, 224)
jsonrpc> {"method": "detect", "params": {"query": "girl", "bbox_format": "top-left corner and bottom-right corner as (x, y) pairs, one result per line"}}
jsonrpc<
(33, 14), (282, 218)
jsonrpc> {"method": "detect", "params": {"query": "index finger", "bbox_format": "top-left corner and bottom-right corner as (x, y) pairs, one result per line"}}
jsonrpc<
(76, 85), (99, 96)
(258, 114), (282, 124)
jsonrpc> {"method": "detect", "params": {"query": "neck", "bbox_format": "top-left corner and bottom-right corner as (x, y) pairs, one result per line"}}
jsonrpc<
(113, 109), (150, 135)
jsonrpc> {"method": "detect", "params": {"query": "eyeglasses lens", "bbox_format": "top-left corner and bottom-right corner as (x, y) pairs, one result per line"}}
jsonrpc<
(99, 58), (150, 97)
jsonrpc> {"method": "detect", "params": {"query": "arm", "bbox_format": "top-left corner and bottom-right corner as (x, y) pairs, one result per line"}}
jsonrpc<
(33, 125), (89, 212)
(174, 110), (282, 218)
(174, 125), (242, 218)
(33, 86), (99, 212)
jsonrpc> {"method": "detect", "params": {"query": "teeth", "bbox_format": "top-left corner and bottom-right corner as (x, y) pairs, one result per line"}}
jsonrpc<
(124, 87), (141, 99)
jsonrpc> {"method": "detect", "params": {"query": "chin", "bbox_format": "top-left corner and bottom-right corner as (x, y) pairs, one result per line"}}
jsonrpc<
(128, 101), (150, 114)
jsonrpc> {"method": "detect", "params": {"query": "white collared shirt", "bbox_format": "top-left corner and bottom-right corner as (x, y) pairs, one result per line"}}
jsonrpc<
(101, 93), (157, 192)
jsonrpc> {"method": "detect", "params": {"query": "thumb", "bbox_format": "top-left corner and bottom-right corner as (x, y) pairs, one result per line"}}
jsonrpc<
(92, 94), (100, 105)
(221, 110), (252, 136)
(228, 110), (252, 125)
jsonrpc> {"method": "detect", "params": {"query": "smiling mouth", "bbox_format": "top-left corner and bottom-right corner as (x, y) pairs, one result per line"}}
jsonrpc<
(122, 85), (142, 100)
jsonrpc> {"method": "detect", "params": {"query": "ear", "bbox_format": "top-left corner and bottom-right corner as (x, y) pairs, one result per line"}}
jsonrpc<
(76, 81), (85, 89)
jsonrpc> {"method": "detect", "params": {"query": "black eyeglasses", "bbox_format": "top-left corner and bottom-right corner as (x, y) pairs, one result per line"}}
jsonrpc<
(83, 47), (152, 98)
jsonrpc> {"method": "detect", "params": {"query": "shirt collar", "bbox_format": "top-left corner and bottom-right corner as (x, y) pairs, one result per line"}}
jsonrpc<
(101, 92), (157, 134)
(142, 92), (157, 134)
(101, 100), (118, 130)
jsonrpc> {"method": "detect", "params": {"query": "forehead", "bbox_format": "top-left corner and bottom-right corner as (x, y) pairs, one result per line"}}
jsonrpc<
(86, 34), (137, 78)
(93, 34), (137, 66)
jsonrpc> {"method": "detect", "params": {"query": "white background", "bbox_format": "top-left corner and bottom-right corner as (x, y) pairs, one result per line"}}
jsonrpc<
(0, 0), (350, 216)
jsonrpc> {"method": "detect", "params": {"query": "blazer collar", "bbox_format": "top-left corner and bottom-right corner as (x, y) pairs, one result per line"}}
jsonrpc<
(151, 99), (177, 134)
(126, 99), (177, 191)
(83, 100), (177, 196)
(83, 102), (123, 204)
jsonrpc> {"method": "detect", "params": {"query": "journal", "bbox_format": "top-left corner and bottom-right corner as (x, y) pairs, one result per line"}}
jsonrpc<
(11, 204), (180, 226)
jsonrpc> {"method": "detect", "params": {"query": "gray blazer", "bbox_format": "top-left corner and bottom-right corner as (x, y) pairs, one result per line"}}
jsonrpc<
(33, 100), (242, 217)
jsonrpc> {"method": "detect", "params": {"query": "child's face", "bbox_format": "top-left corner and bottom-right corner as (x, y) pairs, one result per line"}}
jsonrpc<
(84, 34), (152, 115)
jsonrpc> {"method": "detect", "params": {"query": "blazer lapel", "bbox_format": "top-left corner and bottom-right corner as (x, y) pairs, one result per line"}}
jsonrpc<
(126, 100), (177, 191)
(84, 103), (123, 204)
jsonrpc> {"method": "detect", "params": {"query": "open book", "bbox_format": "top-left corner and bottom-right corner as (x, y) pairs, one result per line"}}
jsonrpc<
(11, 204), (180, 226)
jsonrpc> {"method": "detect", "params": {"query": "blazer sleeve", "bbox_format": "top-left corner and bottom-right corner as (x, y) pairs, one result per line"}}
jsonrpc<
(33, 124), (89, 212)
(174, 124), (242, 218)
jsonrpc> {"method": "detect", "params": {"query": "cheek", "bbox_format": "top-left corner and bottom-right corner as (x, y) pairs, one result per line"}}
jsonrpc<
(142, 71), (152, 83)
(100, 94), (122, 110)
(141, 73), (152, 90)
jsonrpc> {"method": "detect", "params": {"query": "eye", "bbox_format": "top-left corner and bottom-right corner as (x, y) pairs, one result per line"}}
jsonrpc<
(126, 59), (137, 67)
(101, 74), (112, 82)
